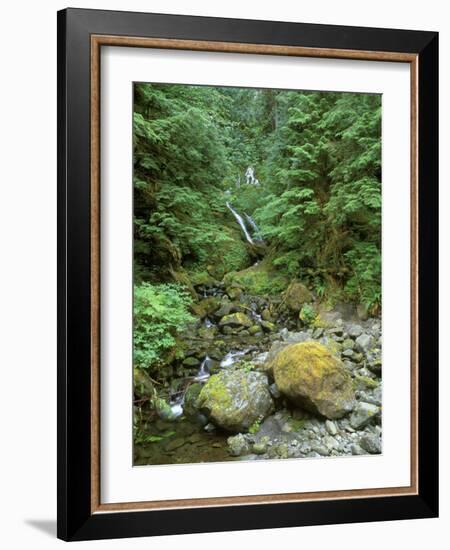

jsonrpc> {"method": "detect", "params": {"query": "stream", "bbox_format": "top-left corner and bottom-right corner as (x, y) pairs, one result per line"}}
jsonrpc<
(134, 278), (279, 466)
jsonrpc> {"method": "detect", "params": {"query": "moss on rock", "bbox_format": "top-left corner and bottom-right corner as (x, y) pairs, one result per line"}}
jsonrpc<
(196, 370), (274, 432)
(271, 342), (355, 419)
(282, 281), (313, 312)
(219, 312), (253, 328)
(223, 259), (289, 296)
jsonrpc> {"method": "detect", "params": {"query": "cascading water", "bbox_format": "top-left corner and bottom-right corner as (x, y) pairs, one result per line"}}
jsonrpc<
(244, 213), (263, 242)
(220, 349), (249, 368)
(194, 355), (212, 382)
(226, 202), (254, 244)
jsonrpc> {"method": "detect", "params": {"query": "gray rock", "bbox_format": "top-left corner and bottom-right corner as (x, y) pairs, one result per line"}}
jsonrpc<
(359, 433), (382, 454)
(269, 383), (281, 399)
(325, 420), (338, 435)
(347, 324), (363, 338)
(368, 358), (382, 376)
(350, 402), (380, 430)
(355, 333), (374, 353)
(227, 434), (251, 456)
(280, 330), (311, 344)
(311, 443), (330, 456)
(252, 436), (270, 455)
(351, 443), (366, 455)
(342, 338), (355, 350)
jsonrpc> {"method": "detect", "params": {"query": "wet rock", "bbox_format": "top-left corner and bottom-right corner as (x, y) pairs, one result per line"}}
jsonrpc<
(153, 397), (180, 421)
(196, 370), (274, 432)
(350, 402), (380, 430)
(271, 342), (355, 419)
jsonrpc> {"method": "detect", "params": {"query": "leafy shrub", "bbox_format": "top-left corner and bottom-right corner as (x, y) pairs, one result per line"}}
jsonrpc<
(134, 283), (194, 371)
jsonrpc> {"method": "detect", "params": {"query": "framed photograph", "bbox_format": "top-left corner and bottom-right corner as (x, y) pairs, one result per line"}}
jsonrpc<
(57, 8), (438, 541)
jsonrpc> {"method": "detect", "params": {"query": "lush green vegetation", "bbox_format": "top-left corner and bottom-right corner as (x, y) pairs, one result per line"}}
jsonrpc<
(134, 282), (194, 374)
(133, 83), (381, 373)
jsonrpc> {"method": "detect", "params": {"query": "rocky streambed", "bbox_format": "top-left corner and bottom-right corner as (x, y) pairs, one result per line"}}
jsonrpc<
(134, 279), (382, 466)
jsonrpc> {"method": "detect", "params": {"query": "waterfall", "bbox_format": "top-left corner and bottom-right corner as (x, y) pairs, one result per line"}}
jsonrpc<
(194, 355), (212, 382)
(244, 213), (263, 241)
(226, 202), (254, 244)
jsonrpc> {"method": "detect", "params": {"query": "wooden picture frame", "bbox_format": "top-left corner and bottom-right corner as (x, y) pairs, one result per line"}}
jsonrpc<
(57, 7), (438, 541)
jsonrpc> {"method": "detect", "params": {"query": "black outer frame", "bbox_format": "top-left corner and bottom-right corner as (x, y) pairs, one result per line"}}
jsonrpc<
(57, 8), (439, 541)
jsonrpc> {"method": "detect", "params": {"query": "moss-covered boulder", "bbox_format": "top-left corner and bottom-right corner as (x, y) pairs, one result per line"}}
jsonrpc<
(196, 370), (274, 432)
(271, 342), (355, 419)
(219, 312), (253, 328)
(282, 281), (313, 312)
(133, 368), (155, 399)
(223, 259), (289, 295)
(190, 296), (221, 318)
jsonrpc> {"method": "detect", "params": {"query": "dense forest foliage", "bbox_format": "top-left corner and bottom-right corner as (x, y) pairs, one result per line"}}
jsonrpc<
(133, 83), (381, 376)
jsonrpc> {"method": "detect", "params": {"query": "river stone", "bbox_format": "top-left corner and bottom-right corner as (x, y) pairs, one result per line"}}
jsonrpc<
(270, 342), (355, 419)
(260, 320), (276, 332)
(261, 309), (272, 321)
(347, 324), (363, 338)
(213, 302), (233, 318)
(350, 402), (380, 429)
(219, 312), (253, 328)
(359, 433), (382, 454)
(282, 281), (313, 312)
(355, 333), (374, 353)
(325, 420), (338, 435)
(227, 434), (251, 456)
(196, 370), (274, 433)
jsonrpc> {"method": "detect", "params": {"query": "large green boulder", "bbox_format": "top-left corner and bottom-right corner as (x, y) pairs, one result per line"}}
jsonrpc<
(196, 370), (274, 432)
(282, 281), (313, 312)
(271, 342), (355, 419)
(219, 312), (253, 328)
